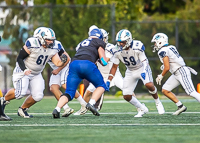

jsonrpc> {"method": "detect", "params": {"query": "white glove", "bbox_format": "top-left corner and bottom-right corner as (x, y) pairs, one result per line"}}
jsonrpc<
(156, 74), (163, 85)
(0, 65), (2, 72)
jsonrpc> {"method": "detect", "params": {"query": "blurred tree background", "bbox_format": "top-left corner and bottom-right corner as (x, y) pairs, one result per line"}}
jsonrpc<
(0, 0), (200, 95)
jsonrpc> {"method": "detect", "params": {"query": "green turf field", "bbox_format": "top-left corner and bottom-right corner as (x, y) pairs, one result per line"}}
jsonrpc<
(1, 95), (200, 143)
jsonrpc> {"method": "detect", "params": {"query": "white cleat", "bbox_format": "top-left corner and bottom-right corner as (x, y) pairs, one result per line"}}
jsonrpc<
(62, 108), (74, 117)
(156, 101), (165, 115)
(172, 105), (187, 115)
(134, 103), (149, 118)
(74, 106), (88, 115)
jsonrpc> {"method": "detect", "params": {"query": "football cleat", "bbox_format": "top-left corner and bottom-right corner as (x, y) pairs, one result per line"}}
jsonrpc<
(156, 101), (165, 114)
(172, 105), (187, 115)
(86, 103), (100, 116)
(62, 108), (74, 117)
(74, 106), (88, 115)
(18, 107), (33, 118)
(0, 97), (10, 111)
(52, 109), (60, 118)
(134, 103), (149, 118)
(0, 114), (12, 121)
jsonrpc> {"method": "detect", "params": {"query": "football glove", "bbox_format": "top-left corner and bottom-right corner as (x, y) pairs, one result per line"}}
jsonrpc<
(60, 54), (68, 63)
(156, 74), (163, 85)
(141, 73), (146, 80)
(106, 81), (110, 92)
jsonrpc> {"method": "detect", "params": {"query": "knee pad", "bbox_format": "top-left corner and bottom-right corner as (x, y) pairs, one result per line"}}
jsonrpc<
(149, 86), (157, 94)
(61, 93), (72, 101)
(32, 93), (44, 102)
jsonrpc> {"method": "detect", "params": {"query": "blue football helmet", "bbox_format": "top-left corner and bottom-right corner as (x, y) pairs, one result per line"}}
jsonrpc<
(89, 29), (103, 40)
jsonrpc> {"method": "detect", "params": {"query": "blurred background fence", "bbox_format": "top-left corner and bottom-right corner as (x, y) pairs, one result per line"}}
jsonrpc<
(0, 4), (200, 95)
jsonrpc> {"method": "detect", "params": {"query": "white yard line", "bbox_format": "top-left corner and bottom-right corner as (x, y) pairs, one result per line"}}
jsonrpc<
(1, 123), (200, 127)
(5, 112), (200, 115)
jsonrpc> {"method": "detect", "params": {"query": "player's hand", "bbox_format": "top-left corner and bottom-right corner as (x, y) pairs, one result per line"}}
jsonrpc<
(106, 81), (110, 92)
(156, 74), (163, 85)
(52, 69), (60, 75)
(141, 73), (146, 80)
(24, 69), (31, 75)
(0, 65), (2, 72)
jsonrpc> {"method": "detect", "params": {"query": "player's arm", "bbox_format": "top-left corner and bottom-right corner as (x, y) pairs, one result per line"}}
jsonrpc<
(17, 45), (31, 75)
(51, 53), (67, 67)
(161, 56), (170, 76)
(156, 55), (170, 85)
(52, 52), (71, 75)
(98, 46), (108, 66)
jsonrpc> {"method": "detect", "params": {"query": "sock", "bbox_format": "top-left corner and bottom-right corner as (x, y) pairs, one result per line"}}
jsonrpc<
(77, 96), (87, 106)
(129, 96), (143, 109)
(62, 104), (69, 110)
(89, 99), (96, 106)
(154, 97), (161, 104)
(55, 107), (61, 112)
(190, 91), (200, 102)
(176, 101), (182, 107)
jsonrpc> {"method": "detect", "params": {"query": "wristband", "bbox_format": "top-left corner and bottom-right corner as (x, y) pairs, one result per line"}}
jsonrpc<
(109, 74), (114, 77)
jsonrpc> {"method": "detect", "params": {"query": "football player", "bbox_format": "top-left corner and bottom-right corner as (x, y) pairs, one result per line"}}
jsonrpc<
(151, 33), (200, 115)
(106, 29), (165, 117)
(52, 28), (108, 118)
(74, 28), (124, 115)
(0, 42), (12, 120)
(1, 27), (68, 118)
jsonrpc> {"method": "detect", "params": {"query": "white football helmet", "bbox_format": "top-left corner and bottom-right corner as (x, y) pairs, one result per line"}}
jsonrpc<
(34, 27), (56, 48)
(88, 25), (98, 36)
(151, 33), (168, 52)
(33, 27), (46, 38)
(100, 28), (109, 44)
(116, 29), (133, 50)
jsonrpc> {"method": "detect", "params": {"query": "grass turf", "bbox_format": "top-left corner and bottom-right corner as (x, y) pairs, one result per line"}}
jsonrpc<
(1, 96), (200, 143)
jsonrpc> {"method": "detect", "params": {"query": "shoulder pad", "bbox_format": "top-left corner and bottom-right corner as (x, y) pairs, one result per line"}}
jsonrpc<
(132, 40), (145, 51)
(106, 43), (115, 50)
(25, 37), (41, 48)
(53, 40), (64, 52)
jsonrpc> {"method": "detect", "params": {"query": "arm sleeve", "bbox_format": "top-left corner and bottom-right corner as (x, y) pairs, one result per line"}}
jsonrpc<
(17, 48), (29, 71)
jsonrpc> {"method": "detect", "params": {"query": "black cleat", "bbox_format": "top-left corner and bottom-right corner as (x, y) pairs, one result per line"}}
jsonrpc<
(0, 97), (9, 111)
(18, 107), (33, 118)
(52, 109), (60, 118)
(86, 103), (100, 116)
(0, 114), (12, 121)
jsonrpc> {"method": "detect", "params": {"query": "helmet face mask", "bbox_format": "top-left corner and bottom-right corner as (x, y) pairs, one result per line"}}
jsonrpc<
(151, 33), (168, 52)
(33, 27), (56, 48)
(100, 28), (109, 44)
(116, 29), (133, 50)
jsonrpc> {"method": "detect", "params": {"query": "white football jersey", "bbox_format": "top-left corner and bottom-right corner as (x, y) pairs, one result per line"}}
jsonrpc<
(97, 43), (118, 75)
(111, 40), (147, 71)
(157, 45), (185, 73)
(48, 40), (67, 70)
(14, 37), (59, 75)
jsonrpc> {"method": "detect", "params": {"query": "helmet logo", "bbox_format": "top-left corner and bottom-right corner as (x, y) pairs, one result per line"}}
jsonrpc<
(155, 35), (161, 40)
(125, 32), (130, 37)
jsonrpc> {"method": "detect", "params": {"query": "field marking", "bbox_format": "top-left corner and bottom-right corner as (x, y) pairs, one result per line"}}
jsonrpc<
(69, 99), (197, 104)
(5, 112), (200, 115)
(1, 123), (200, 127)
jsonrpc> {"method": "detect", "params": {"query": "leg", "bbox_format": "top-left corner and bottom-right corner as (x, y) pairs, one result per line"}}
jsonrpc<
(145, 82), (165, 114)
(162, 74), (187, 115)
(86, 87), (105, 116)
